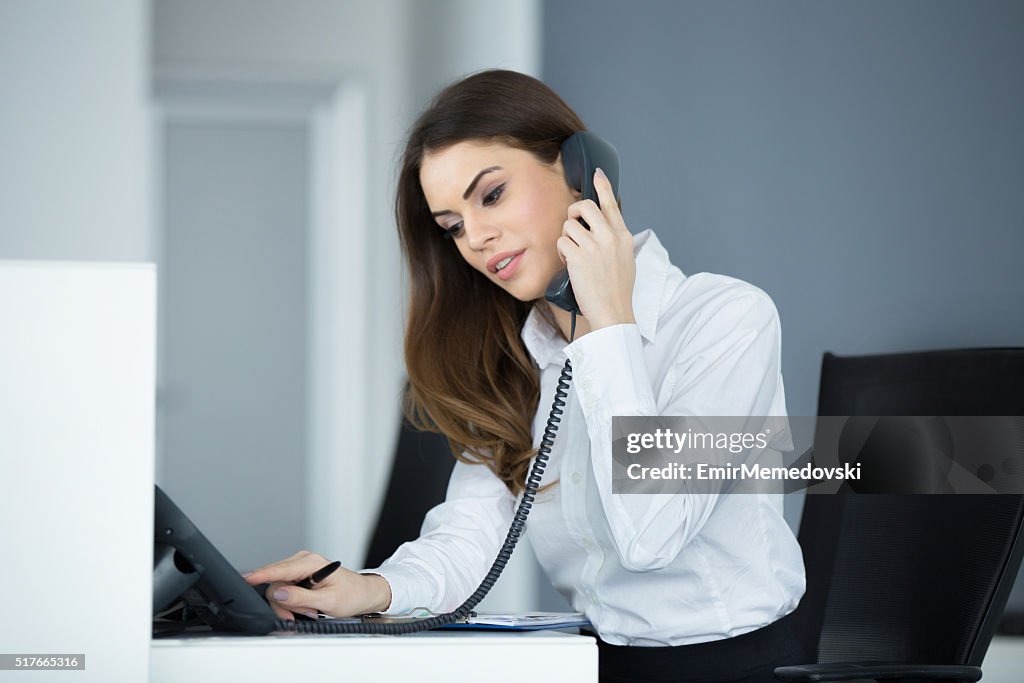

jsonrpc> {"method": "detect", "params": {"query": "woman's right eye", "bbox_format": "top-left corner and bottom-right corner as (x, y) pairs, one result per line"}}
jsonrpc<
(442, 222), (464, 240)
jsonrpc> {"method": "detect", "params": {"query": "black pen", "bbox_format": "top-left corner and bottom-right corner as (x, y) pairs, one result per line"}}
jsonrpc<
(295, 560), (342, 590)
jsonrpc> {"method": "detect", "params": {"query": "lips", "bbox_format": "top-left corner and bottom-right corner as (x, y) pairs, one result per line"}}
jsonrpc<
(495, 251), (524, 281)
(487, 249), (526, 273)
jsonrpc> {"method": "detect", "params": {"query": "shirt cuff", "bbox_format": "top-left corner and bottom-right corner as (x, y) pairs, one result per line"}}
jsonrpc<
(359, 562), (430, 616)
(563, 323), (658, 421)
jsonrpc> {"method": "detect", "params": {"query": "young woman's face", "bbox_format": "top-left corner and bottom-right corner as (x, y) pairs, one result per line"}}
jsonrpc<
(419, 140), (579, 302)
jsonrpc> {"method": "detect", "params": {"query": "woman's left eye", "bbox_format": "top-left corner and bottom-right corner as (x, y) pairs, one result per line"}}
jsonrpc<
(483, 184), (505, 206)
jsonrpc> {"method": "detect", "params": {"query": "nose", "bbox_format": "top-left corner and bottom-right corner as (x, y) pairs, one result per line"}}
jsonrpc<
(464, 217), (500, 251)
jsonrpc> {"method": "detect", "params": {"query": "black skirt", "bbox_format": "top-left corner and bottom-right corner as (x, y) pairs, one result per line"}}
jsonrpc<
(586, 613), (807, 683)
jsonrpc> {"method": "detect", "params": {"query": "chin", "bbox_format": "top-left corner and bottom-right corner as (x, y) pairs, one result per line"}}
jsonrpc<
(495, 260), (560, 303)
(506, 288), (543, 303)
(501, 279), (547, 303)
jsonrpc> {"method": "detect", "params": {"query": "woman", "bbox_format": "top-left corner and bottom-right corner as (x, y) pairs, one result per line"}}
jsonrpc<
(245, 69), (807, 682)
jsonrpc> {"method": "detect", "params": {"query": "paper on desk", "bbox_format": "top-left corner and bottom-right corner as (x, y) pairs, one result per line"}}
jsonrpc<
(441, 612), (591, 630)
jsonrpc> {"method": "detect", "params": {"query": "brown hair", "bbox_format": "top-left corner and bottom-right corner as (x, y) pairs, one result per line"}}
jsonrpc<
(395, 69), (586, 495)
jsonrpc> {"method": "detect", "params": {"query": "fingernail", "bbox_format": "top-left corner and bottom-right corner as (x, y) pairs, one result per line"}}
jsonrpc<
(274, 588), (289, 601)
(241, 572), (252, 578)
(595, 167), (606, 179)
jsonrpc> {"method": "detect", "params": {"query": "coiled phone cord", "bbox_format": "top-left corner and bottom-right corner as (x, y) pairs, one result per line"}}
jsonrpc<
(275, 312), (578, 635)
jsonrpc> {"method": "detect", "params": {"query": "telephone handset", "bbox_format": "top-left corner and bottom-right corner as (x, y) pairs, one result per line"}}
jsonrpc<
(545, 131), (622, 314)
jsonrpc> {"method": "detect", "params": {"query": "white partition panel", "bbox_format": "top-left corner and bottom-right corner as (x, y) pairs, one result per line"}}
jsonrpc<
(0, 262), (155, 683)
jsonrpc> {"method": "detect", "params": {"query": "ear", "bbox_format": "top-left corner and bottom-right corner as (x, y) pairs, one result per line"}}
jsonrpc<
(550, 152), (580, 199)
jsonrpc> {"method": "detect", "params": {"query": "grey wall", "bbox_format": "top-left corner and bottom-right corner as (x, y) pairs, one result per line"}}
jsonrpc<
(161, 121), (309, 571)
(0, 0), (150, 261)
(541, 0), (1024, 611)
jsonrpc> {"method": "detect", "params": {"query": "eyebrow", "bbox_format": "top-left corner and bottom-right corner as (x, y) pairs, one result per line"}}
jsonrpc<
(430, 166), (502, 217)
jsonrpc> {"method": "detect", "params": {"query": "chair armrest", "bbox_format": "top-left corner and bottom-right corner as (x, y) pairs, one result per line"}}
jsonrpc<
(773, 661), (982, 682)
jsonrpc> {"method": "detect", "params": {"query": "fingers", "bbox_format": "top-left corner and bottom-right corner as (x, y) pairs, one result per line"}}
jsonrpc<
(556, 234), (580, 266)
(245, 550), (370, 620)
(267, 580), (339, 620)
(266, 583), (321, 611)
(567, 169), (625, 235)
(559, 213), (606, 265)
(242, 550), (327, 585)
(267, 600), (316, 622)
(268, 597), (295, 621)
(592, 167), (626, 230)
(567, 199), (604, 234)
(561, 220), (590, 251)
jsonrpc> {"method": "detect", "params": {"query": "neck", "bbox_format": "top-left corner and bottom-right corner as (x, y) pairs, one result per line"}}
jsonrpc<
(543, 302), (592, 343)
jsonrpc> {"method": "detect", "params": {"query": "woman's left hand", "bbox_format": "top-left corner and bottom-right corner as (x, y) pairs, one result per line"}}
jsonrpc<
(556, 167), (637, 330)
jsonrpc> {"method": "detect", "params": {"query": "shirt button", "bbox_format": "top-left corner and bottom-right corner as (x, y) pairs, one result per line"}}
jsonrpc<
(572, 471), (582, 484)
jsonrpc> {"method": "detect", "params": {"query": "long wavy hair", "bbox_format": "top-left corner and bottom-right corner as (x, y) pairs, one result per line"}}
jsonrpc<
(395, 69), (586, 496)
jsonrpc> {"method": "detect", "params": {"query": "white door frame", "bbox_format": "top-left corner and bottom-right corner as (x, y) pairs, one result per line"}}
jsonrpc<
(152, 69), (377, 567)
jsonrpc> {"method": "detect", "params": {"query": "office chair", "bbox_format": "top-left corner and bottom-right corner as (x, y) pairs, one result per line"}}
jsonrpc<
(776, 348), (1024, 682)
(363, 383), (456, 569)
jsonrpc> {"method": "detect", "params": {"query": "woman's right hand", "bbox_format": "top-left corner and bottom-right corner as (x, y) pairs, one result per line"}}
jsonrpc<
(242, 550), (392, 621)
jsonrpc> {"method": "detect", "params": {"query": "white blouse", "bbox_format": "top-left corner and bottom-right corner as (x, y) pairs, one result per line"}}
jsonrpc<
(367, 229), (806, 646)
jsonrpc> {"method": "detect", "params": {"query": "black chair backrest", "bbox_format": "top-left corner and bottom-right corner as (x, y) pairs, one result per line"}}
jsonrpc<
(363, 400), (456, 569)
(789, 348), (1024, 668)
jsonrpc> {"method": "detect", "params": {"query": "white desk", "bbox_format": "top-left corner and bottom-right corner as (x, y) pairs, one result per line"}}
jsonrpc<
(1, 262), (155, 683)
(151, 630), (598, 682)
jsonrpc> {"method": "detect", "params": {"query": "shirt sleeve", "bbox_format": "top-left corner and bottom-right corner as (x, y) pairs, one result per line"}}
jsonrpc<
(360, 456), (516, 614)
(562, 290), (786, 572)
